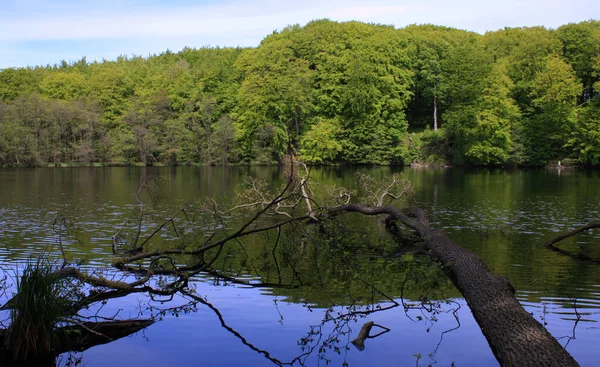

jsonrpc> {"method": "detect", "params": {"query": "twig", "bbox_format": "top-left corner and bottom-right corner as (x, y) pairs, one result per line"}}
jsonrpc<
(68, 319), (113, 341)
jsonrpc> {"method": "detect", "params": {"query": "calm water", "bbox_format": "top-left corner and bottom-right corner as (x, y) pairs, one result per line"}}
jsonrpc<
(0, 167), (599, 366)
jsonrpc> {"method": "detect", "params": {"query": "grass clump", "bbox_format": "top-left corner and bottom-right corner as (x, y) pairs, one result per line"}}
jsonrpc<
(4, 259), (74, 360)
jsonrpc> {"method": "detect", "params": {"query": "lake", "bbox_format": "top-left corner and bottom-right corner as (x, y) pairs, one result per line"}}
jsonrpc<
(0, 166), (599, 366)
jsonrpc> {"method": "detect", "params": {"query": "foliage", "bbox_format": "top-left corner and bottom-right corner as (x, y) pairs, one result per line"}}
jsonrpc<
(556, 21), (600, 102)
(0, 19), (599, 166)
(524, 55), (582, 164)
(566, 99), (600, 165)
(299, 117), (343, 164)
(445, 60), (520, 165)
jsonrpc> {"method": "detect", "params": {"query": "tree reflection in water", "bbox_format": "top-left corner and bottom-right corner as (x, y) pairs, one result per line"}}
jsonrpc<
(0, 170), (466, 366)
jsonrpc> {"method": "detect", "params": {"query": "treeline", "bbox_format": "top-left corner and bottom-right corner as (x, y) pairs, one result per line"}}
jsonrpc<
(0, 19), (599, 166)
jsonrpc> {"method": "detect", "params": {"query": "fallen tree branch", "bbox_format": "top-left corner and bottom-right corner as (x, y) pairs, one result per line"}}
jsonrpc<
(324, 204), (579, 367)
(53, 319), (154, 353)
(542, 221), (600, 248)
(540, 221), (600, 264)
(111, 215), (311, 269)
(52, 267), (152, 291)
(351, 321), (390, 351)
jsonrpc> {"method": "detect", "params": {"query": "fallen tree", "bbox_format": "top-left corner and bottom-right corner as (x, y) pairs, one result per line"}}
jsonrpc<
(327, 204), (579, 366)
(33, 158), (582, 366)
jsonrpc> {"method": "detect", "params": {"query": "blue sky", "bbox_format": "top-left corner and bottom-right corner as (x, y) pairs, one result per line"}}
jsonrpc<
(1, 0), (598, 69)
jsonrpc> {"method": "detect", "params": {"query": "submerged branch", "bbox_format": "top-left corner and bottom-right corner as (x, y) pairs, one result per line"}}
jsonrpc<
(540, 221), (600, 264)
(351, 321), (390, 351)
(542, 221), (600, 248)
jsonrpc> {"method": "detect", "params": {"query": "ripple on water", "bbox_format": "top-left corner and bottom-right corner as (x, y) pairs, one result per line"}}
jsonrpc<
(1, 168), (600, 366)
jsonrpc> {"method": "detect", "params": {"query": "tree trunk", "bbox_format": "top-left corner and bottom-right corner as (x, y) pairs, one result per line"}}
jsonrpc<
(53, 319), (154, 354)
(433, 94), (438, 131)
(327, 204), (579, 367)
(0, 319), (153, 366)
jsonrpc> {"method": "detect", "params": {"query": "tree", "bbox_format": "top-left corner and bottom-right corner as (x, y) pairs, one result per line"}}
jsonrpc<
(235, 34), (314, 161)
(557, 21), (600, 102)
(524, 55), (582, 164)
(209, 114), (237, 165)
(299, 117), (343, 164)
(567, 99), (600, 164)
(87, 62), (133, 128)
(39, 72), (88, 101)
(0, 120), (33, 165)
(0, 19), (599, 167)
(445, 60), (521, 165)
(403, 25), (480, 131)
(0, 67), (46, 101)
(483, 26), (562, 111)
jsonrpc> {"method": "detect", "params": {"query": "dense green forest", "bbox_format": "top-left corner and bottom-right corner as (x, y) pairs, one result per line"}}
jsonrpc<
(1, 19), (599, 167)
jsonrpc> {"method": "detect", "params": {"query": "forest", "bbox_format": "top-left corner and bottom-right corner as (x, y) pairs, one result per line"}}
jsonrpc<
(0, 19), (599, 167)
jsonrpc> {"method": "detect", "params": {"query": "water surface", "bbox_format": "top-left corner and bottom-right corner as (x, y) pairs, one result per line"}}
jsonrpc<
(0, 167), (599, 366)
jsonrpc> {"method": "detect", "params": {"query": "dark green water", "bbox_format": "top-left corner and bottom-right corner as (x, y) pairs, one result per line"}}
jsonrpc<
(0, 167), (599, 366)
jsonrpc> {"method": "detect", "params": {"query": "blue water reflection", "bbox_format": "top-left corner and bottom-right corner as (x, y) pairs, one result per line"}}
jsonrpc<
(0, 166), (599, 366)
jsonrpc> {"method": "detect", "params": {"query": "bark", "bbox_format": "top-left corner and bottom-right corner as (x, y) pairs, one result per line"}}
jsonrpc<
(433, 94), (438, 132)
(351, 321), (374, 351)
(327, 204), (579, 367)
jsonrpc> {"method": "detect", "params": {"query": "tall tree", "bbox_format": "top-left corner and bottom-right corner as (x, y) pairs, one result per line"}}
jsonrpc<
(557, 21), (600, 102)
(524, 55), (582, 164)
(445, 60), (521, 164)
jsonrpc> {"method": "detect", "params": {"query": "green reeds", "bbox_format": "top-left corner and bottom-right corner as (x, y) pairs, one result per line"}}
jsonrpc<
(4, 258), (72, 360)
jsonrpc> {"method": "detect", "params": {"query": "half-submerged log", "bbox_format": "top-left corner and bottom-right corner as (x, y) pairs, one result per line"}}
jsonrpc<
(351, 321), (374, 351)
(328, 204), (579, 367)
(0, 319), (153, 366)
(54, 319), (155, 354)
(350, 321), (391, 351)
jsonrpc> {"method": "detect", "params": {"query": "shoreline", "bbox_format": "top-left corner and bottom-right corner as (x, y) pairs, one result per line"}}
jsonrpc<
(0, 161), (594, 169)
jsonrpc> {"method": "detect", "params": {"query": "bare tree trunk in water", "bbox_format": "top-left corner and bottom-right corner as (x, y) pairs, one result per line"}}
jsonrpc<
(326, 204), (579, 367)
(433, 89), (438, 132)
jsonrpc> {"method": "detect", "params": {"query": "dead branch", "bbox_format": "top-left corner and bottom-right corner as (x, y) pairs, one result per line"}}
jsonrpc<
(52, 215), (68, 268)
(297, 161), (318, 221)
(181, 291), (288, 366)
(67, 319), (112, 341)
(111, 214), (311, 270)
(351, 321), (391, 351)
(52, 267), (152, 291)
(356, 173), (412, 207)
(351, 321), (373, 350)
(128, 207), (187, 254)
(101, 169), (579, 366)
(132, 177), (156, 249)
(542, 221), (600, 248)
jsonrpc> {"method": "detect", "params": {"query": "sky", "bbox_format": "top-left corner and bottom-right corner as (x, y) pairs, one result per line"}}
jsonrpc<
(0, 0), (598, 69)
